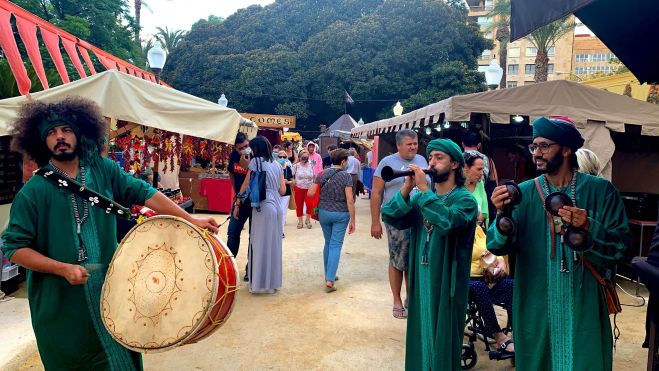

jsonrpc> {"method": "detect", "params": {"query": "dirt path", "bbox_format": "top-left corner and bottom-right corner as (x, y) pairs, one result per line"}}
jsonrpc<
(17, 197), (649, 370)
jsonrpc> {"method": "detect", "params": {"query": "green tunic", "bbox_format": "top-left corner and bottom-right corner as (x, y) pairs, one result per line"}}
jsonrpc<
(2, 157), (157, 371)
(382, 187), (478, 371)
(487, 172), (629, 371)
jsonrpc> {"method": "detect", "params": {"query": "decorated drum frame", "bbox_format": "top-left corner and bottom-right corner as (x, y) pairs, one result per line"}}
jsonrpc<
(101, 215), (238, 353)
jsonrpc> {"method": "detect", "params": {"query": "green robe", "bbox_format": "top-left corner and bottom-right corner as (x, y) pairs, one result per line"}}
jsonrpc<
(487, 172), (629, 371)
(382, 187), (478, 371)
(2, 157), (157, 371)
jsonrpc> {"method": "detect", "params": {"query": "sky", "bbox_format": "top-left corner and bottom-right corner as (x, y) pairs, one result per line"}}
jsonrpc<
(139, 0), (275, 40)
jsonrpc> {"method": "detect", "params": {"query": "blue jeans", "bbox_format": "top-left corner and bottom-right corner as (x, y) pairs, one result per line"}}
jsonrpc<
(318, 209), (350, 282)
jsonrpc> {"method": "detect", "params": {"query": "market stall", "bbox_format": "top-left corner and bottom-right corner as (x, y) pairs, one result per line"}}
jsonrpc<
(241, 113), (295, 147)
(352, 80), (659, 277)
(0, 70), (256, 214)
(351, 80), (659, 185)
(319, 114), (360, 154)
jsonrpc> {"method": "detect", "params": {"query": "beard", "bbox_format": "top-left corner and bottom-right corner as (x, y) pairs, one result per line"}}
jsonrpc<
(50, 141), (79, 162)
(535, 151), (563, 175)
(432, 167), (451, 183)
(52, 151), (77, 161)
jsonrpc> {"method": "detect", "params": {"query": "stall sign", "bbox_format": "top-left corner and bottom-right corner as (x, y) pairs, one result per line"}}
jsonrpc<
(240, 113), (296, 129)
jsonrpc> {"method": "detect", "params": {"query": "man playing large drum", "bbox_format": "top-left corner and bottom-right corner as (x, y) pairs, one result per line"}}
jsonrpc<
(1, 97), (218, 370)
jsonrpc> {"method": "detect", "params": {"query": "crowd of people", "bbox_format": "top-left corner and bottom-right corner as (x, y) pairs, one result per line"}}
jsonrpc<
(227, 136), (364, 294)
(0, 95), (631, 371)
(223, 118), (629, 370)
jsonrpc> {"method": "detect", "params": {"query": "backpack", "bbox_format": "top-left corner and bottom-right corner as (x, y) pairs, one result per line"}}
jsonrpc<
(248, 158), (267, 211)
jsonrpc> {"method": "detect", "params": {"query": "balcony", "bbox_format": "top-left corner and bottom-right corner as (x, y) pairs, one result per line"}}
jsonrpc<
(468, 6), (493, 17)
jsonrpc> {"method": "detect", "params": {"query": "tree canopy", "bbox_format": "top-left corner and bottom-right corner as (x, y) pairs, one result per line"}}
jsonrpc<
(164, 0), (491, 135)
(13, 0), (141, 63)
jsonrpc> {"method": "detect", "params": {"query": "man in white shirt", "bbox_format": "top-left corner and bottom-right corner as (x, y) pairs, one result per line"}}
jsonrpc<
(346, 148), (361, 201)
(371, 129), (428, 319)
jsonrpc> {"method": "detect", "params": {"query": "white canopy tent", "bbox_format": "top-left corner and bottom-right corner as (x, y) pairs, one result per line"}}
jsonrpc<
(0, 70), (256, 142)
(352, 80), (659, 179)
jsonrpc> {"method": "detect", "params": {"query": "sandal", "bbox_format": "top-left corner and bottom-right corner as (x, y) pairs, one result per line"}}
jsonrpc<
(498, 339), (515, 354)
(392, 306), (407, 319)
(306, 221), (312, 229)
(297, 222), (303, 229)
(325, 284), (337, 293)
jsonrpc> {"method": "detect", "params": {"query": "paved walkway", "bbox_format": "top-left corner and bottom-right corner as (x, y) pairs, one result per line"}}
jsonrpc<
(3, 197), (650, 370)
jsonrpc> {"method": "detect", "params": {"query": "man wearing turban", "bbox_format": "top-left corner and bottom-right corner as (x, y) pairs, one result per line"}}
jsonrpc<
(487, 116), (629, 371)
(2, 97), (218, 370)
(381, 138), (478, 370)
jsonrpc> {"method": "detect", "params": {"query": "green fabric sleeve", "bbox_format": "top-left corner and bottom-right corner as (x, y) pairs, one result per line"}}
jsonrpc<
(585, 181), (630, 263)
(103, 158), (158, 206)
(415, 188), (478, 236)
(1, 190), (38, 259)
(381, 190), (416, 230)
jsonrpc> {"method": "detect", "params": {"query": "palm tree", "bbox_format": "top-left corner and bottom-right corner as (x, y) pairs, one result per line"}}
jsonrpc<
(133, 1), (156, 44)
(486, 0), (511, 88)
(0, 59), (61, 99)
(526, 18), (574, 82)
(154, 26), (187, 53)
(140, 38), (154, 68)
(487, 0), (574, 83)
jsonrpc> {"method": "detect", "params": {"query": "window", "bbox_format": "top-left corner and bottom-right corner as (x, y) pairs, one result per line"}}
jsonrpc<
(508, 64), (519, 75)
(547, 64), (554, 74)
(508, 48), (520, 58)
(574, 65), (614, 75)
(484, 0), (494, 9)
(576, 53), (587, 62)
(525, 64), (535, 74)
(507, 81), (518, 88)
(477, 16), (492, 28)
(526, 47), (537, 57)
(547, 47), (555, 56)
(481, 50), (492, 60)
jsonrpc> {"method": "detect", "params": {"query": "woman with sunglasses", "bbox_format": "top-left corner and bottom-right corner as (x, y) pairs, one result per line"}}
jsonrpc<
(278, 150), (294, 236)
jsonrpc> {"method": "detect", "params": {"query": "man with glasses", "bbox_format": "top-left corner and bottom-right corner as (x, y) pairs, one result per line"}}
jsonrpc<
(487, 116), (629, 371)
(228, 132), (252, 281)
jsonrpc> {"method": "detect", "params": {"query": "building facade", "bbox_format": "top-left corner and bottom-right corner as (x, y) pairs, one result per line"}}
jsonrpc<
(467, 0), (574, 87)
(572, 34), (618, 79)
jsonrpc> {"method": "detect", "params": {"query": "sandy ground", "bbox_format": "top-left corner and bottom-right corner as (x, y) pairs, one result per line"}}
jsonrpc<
(13, 197), (650, 370)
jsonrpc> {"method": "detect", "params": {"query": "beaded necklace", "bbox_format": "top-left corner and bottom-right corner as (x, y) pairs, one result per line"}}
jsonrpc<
(50, 162), (89, 262)
(542, 171), (578, 272)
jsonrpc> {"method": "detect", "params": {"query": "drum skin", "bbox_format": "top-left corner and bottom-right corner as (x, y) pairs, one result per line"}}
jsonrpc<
(101, 216), (238, 353)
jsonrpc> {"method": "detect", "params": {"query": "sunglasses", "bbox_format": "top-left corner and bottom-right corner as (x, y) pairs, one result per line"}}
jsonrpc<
(278, 156), (287, 159)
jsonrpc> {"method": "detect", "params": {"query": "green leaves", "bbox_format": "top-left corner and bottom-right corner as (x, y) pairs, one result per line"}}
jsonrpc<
(14, 0), (141, 63)
(164, 0), (489, 135)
